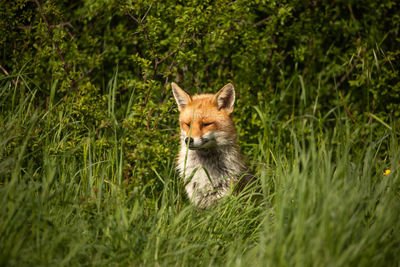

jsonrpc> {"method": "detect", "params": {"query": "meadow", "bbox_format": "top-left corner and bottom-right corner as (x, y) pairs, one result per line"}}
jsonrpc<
(1, 1), (400, 266)
(1, 72), (399, 266)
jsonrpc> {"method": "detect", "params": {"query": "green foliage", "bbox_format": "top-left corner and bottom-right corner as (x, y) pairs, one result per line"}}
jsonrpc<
(1, 1), (400, 265)
(1, 83), (399, 265)
(2, 1), (400, 182)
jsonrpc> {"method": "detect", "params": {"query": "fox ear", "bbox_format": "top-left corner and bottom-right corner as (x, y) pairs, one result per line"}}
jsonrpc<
(214, 83), (235, 113)
(171, 82), (192, 111)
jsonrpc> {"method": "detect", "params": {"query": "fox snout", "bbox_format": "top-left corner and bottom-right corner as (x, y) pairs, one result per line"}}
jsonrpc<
(184, 137), (194, 146)
(183, 135), (214, 150)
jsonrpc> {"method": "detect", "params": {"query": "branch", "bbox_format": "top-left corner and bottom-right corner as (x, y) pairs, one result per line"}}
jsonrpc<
(126, 2), (154, 25)
(33, 0), (71, 77)
(0, 64), (9, 76)
(140, 2), (153, 24)
(71, 67), (95, 86)
(254, 16), (270, 27)
(126, 4), (157, 82)
(338, 85), (358, 125)
(126, 12), (140, 24)
(333, 57), (362, 125)
(0, 64), (17, 86)
(332, 57), (359, 92)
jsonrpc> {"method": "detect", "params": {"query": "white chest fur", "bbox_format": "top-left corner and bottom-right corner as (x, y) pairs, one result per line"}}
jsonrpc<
(177, 145), (245, 207)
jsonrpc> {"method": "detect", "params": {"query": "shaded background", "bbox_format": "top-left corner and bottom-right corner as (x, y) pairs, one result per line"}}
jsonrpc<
(1, 0), (399, 187)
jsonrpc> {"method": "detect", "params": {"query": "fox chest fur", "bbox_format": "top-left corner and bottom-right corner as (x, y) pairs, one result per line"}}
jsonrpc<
(172, 82), (246, 208)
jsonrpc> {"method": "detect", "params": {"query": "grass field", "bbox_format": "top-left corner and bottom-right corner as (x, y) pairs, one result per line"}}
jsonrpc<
(1, 76), (399, 266)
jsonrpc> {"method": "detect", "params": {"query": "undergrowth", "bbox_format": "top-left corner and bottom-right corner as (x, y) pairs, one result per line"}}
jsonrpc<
(1, 74), (399, 266)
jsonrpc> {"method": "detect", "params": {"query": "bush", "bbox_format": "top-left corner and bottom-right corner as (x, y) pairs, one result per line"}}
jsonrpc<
(1, 0), (399, 189)
(1, 1), (400, 265)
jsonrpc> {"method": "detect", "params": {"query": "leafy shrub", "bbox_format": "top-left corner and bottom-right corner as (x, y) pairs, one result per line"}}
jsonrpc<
(1, 0), (399, 187)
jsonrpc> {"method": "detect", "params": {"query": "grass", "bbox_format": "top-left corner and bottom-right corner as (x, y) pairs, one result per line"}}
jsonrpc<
(1, 75), (400, 266)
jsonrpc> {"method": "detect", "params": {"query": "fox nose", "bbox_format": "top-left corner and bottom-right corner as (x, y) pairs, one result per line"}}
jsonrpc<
(185, 137), (194, 146)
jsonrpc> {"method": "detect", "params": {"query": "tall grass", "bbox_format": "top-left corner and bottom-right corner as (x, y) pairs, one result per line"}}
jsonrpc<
(0, 74), (399, 266)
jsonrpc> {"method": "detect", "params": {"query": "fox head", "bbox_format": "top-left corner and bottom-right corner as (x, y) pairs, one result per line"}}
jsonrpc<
(172, 82), (237, 150)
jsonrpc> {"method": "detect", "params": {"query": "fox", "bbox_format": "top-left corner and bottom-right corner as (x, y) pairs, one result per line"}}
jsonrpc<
(171, 82), (249, 208)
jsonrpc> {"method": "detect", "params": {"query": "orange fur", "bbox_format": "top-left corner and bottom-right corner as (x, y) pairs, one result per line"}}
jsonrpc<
(172, 82), (247, 208)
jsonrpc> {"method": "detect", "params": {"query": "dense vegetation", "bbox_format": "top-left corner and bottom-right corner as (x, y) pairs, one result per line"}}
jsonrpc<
(1, 0), (399, 265)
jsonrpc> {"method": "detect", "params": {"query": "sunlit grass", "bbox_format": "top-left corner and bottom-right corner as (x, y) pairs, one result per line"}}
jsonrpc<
(0, 75), (399, 266)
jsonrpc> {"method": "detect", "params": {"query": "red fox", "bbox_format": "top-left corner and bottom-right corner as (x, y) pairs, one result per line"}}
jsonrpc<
(172, 82), (248, 207)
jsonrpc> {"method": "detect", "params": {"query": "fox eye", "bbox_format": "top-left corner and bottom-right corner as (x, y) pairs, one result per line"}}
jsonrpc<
(203, 122), (214, 127)
(184, 122), (191, 127)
